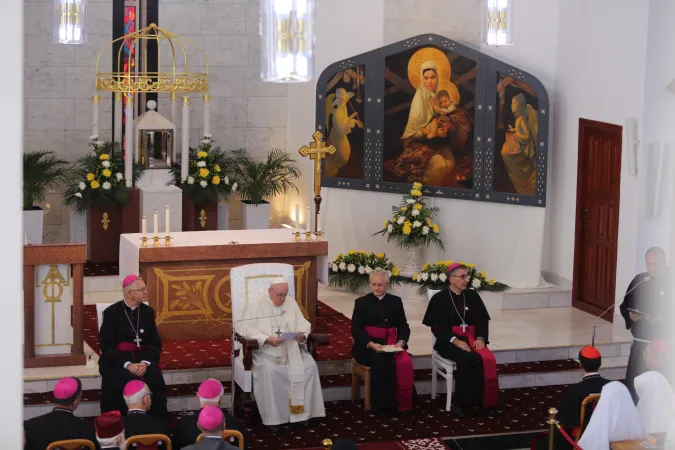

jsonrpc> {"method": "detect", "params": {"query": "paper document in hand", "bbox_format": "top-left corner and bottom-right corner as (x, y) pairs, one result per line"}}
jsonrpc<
(279, 332), (305, 341)
(381, 345), (404, 353)
(627, 308), (654, 319)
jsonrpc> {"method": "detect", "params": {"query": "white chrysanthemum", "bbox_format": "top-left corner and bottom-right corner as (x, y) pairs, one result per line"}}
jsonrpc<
(201, 139), (211, 145)
(197, 161), (206, 167)
(406, 199), (415, 204)
(412, 220), (422, 228)
(422, 226), (430, 235)
(339, 261), (347, 271)
(331, 263), (338, 272)
(420, 272), (429, 281)
(116, 173), (123, 181)
(224, 176), (229, 184)
(430, 273), (438, 282)
(74, 192), (83, 198)
(411, 209), (420, 216)
(102, 181), (111, 190)
(93, 141), (105, 148)
(347, 264), (356, 273)
(472, 278), (482, 288)
(397, 216), (405, 225)
(101, 160), (110, 168)
(203, 134), (213, 139)
(89, 135), (98, 141)
(78, 182), (86, 190)
(439, 273), (447, 282)
(232, 182), (238, 192)
(358, 266), (366, 275)
(387, 224), (393, 233)
(187, 176), (195, 185)
(200, 180), (208, 188)
(365, 266), (372, 274)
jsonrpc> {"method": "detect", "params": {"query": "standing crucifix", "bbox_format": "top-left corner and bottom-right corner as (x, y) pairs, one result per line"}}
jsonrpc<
(298, 131), (336, 232)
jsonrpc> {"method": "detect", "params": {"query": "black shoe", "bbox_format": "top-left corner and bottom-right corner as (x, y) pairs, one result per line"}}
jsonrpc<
(451, 405), (467, 418)
(267, 425), (280, 434)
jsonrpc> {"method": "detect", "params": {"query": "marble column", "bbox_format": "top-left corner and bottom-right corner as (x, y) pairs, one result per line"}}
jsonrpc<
(124, 93), (134, 187)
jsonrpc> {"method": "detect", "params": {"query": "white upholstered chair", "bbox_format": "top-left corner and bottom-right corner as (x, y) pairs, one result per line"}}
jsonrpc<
(229, 263), (328, 417)
(430, 335), (456, 411)
(96, 302), (148, 330)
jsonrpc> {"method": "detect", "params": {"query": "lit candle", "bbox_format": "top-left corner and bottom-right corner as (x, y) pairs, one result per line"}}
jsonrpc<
(306, 206), (311, 232)
(295, 204), (300, 232)
(153, 209), (158, 237)
(165, 205), (170, 235)
(142, 216), (147, 236)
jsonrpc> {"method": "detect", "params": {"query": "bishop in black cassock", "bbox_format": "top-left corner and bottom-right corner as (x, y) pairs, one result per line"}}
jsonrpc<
(351, 269), (415, 415)
(98, 275), (167, 419)
(619, 246), (671, 402)
(423, 263), (497, 417)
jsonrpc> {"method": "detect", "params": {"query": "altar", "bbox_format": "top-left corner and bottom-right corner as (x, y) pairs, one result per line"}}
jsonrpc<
(119, 229), (328, 340)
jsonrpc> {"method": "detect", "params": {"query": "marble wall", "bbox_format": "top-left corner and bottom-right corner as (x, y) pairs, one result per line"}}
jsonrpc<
(23, 0), (289, 240)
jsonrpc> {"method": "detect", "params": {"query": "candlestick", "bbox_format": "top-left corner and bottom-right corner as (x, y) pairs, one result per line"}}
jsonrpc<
(142, 216), (147, 237)
(140, 236), (148, 247)
(304, 231), (313, 242)
(293, 231), (301, 242)
(165, 205), (170, 236)
(92, 95), (100, 138)
(295, 203), (300, 232)
(164, 235), (172, 247)
(315, 230), (324, 241)
(306, 206), (311, 231)
(153, 236), (160, 247)
(153, 209), (158, 237)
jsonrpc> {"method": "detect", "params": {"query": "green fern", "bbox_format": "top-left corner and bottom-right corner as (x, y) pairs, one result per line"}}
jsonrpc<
(23, 151), (71, 210)
(231, 148), (301, 205)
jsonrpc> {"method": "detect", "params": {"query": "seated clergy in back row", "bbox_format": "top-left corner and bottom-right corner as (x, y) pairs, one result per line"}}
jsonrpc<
(351, 268), (415, 415)
(236, 277), (325, 433)
(98, 275), (167, 419)
(423, 263), (498, 418)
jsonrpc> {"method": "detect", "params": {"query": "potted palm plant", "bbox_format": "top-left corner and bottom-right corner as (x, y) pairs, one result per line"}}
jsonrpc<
(23, 151), (71, 244)
(231, 148), (301, 229)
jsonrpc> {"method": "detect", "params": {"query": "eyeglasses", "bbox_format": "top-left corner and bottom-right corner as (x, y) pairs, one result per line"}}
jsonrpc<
(270, 288), (288, 298)
(451, 274), (469, 279)
(129, 287), (148, 293)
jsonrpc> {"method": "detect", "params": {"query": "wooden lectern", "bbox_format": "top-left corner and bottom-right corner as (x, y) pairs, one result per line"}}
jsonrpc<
(24, 243), (86, 368)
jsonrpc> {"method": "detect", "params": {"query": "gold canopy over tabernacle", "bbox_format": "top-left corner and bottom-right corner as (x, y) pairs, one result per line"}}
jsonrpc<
(95, 23), (208, 94)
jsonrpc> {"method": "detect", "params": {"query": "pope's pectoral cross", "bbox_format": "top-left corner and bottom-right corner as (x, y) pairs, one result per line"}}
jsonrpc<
(298, 131), (336, 232)
(275, 328), (283, 338)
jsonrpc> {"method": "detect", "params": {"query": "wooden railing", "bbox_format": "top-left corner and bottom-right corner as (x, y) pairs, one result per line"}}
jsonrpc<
(24, 243), (86, 368)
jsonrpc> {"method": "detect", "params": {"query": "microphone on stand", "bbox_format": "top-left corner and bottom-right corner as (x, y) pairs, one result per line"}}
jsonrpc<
(591, 276), (650, 346)
(229, 310), (286, 415)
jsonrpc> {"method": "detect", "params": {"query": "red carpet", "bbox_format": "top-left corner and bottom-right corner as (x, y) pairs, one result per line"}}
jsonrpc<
(83, 301), (353, 369)
(297, 438), (450, 450)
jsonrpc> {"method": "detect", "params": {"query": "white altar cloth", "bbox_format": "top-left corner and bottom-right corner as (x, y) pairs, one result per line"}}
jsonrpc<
(119, 229), (329, 283)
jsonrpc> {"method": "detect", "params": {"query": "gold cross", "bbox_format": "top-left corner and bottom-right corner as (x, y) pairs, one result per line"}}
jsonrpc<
(298, 131), (336, 198)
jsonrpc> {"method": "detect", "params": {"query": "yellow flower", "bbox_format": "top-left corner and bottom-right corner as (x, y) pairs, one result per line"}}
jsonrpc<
(336, 253), (343, 259)
(400, 206), (408, 212)
(480, 271), (486, 278)
(402, 222), (412, 235)
(413, 203), (422, 210)
(383, 220), (389, 229)
(102, 169), (112, 177)
(422, 263), (430, 271)
(426, 218), (433, 226)
(458, 261), (465, 265)
(412, 273), (418, 281)
(410, 189), (422, 197)
(412, 182), (423, 189)
(432, 223), (440, 233)
(392, 267), (400, 276)
(375, 253), (384, 259)
(86, 173), (95, 181)
(393, 216), (399, 223)
(214, 164), (221, 172)
(446, 260), (454, 265)
(212, 175), (221, 185)
(198, 151), (208, 158)
(199, 168), (210, 178)
(348, 250), (357, 255)
(90, 180), (100, 189)
(467, 263), (475, 268)
(489, 279), (495, 285)
(99, 153), (109, 161)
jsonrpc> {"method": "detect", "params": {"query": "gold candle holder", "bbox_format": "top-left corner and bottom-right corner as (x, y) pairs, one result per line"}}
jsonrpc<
(293, 231), (301, 242)
(153, 236), (160, 247)
(304, 231), (313, 241)
(164, 235), (172, 247)
(140, 236), (148, 248)
(315, 231), (324, 241)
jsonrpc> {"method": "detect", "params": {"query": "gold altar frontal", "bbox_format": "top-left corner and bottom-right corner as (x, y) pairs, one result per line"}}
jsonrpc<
(139, 241), (327, 340)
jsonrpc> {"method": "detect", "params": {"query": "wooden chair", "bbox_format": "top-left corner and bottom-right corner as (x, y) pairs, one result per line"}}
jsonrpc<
(576, 393), (601, 443)
(351, 358), (372, 411)
(124, 433), (172, 450)
(46, 439), (96, 450)
(196, 430), (245, 449)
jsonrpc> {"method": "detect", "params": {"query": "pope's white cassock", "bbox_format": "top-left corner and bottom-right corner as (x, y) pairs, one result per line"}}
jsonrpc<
(236, 279), (325, 426)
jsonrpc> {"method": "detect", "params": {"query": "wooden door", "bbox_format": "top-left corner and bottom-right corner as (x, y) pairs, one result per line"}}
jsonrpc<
(572, 119), (622, 320)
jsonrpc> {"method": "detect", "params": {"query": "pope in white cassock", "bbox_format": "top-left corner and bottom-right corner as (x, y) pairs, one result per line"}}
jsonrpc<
(236, 277), (325, 432)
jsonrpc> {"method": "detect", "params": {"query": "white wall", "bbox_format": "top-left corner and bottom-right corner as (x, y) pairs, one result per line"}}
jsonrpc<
(635, 0), (675, 270)
(546, 0), (650, 298)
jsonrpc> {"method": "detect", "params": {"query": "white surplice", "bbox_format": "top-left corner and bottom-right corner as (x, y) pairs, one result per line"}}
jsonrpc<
(635, 370), (675, 435)
(236, 292), (325, 426)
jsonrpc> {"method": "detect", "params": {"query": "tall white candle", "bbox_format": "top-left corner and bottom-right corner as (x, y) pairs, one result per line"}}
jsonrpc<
(24, 231), (28, 246)
(124, 94), (134, 187)
(165, 205), (170, 235)
(295, 204), (300, 232)
(92, 95), (100, 138)
(181, 97), (191, 180)
(153, 209), (158, 237)
(114, 92), (123, 145)
(306, 206), (311, 232)
(203, 94), (211, 136)
(142, 216), (147, 236)
(170, 92), (179, 162)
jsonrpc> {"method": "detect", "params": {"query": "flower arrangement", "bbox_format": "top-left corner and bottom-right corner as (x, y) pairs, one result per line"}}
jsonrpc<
(375, 182), (444, 250)
(328, 251), (401, 292)
(411, 260), (509, 295)
(171, 136), (237, 205)
(63, 140), (144, 213)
